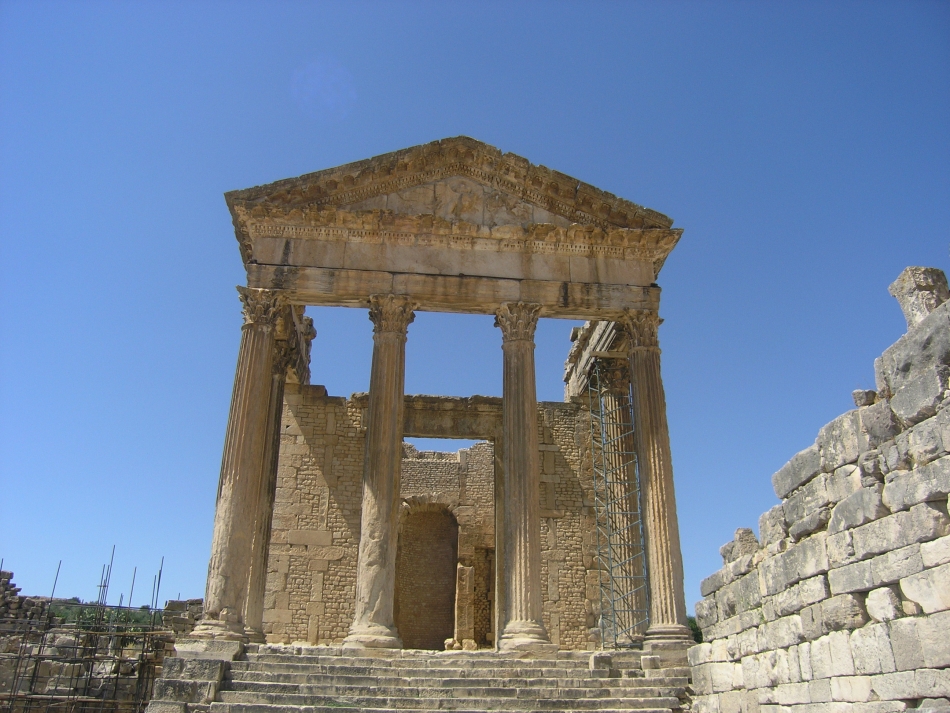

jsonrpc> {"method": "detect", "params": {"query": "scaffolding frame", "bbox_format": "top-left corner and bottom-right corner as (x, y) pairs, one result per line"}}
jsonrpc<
(587, 357), (650, 648)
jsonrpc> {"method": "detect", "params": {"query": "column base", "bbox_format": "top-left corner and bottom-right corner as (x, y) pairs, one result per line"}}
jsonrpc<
(645, 623), (693, 643)
(498, 620), (557, 654)
(244, 627), (266, 644)
(189, 616), (247, 642)
(342, 623), (403, 650)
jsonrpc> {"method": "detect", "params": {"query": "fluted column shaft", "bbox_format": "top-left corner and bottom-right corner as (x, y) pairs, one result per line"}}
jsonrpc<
(344, 294), (414, 649)
(495, 302), (551, 652)
(243, 344), (290, 642)
(622, 310), (690, 641)
(195, 287), (285, 640)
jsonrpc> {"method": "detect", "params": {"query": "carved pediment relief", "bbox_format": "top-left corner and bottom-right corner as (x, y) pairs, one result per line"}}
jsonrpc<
(225, 136), (675, 236)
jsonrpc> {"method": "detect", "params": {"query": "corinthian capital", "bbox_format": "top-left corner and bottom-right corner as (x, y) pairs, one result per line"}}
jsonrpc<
(237, 287), (286, 328)
(621, 309), (663, 351)
(368, 294), (415, 335)
(494, 302), (541, 343)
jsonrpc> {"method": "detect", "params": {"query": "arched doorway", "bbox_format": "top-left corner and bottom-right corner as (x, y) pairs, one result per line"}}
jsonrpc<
(394, 504), (459, 649)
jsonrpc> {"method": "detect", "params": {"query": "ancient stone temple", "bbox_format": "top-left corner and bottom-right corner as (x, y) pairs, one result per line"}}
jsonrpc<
(190, 137), (692, 658)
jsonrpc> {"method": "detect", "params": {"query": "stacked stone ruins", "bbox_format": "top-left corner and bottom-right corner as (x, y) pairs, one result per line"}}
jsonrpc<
(188, 136), (694, 659)
(690, 266), (950, 712)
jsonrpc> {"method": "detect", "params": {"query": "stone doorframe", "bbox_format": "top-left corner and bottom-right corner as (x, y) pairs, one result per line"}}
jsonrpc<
(195, 138), (691, 649)
(400, 396), (506, 649)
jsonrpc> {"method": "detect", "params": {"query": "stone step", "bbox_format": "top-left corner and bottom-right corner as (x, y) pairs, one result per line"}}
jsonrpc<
(212, 697), (678, 711)
(234, 663), (632, 678)
(244, 655), (614, 670)
(227, 671), (688, 689)
(234, 666), (630, 679)
(225, 675), (673, 690)
(221, 683), (679, 699)
(212, 706), (671, 713)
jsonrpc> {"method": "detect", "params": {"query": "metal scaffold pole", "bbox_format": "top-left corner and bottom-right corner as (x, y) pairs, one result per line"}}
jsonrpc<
(587, 357), (650, 649)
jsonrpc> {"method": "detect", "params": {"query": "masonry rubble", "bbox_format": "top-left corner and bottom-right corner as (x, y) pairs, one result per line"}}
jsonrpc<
(0, 571), (49, 625)
(690, 266), (950, 713)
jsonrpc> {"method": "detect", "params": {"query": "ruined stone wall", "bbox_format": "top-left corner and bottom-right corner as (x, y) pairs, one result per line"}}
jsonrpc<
(0, 571), (48, 624)
(690, 269), (950, 713)
(264, 388), (364, 644)
(264, 389), (601, 650)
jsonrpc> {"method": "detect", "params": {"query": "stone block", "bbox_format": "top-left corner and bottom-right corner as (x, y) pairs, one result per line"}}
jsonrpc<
(877, 300), (950, 421)
(789, 508), (832, 541)
(921, 534), (950, 567)
(689, 643), (713, 667)
(829, 560), (873, 595)
(152, 680), (218, 705)
(891, 367), (950, 427)
(718, 572), (764, 620)
(702, 569), (727, 597)
(759, 553), (791, 597)
(721, 528), (761, 564)
(821, 594), (869, 631)
(828, 629), (856, 676)
(889, 610), (950, 670)
(827, 530), (857, 568)
(808, 677), (832, 702)
(760, 505), (789, 547)
(869, 670), (917, 702)
(696, 595), (720, 630)
(287, 529), (333, 547)
(775, 681), (810, 705)
(819, 411), (861, 472)
(917, 668), (950, 701)
(883, 456), (950, 512)
(870, 544), (924, 586)
(773, 443), (822, 499)
(905, 416), (949, 467)
(173, 639), (244, 661)
(888, 266), (950, 328)
(858, 400), (902, 453)
(784, 475), (833, 528)
(866, 586), (902, 622)
(853, 503), (950, 560)
(899, 561), (950, 613)
(828, 485), (889, 534)
(801, 603), (824, 641)
(757, 615), (804, 651)
(831, 675), (873, 702)
(851, 622), (897, 674)
(160, 658), (226, 682)
(784, 535), (830, 582)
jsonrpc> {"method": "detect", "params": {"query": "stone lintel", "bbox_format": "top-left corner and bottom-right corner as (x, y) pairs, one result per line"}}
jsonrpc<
(247, 264), (659, 320)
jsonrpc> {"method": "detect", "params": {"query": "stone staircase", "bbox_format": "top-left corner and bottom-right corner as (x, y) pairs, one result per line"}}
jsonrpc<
(150, 644), (691, 713)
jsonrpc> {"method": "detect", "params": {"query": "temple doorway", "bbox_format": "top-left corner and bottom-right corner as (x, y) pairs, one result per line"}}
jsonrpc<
(394, 505), (459, 649)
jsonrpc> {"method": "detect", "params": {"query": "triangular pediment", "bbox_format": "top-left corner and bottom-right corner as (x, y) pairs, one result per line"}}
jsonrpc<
(225, 137), (674, 232)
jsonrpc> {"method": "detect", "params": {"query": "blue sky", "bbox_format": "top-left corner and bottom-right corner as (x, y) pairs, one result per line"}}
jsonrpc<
(1, 1), (947, 614)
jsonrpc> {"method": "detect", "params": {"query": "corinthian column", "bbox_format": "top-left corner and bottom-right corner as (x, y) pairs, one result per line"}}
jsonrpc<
(621, 310), (690, 641)
(243, 340), (291, 642)
(194, 287), (285, 640)
(494, 302), (551, 652)
(344, 294), (414, 649)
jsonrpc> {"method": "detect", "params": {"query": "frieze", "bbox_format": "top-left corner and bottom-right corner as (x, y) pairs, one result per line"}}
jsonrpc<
(236, 206), (681, 264)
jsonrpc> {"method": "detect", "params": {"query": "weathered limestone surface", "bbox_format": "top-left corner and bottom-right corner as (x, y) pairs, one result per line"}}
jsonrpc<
(343, 295), (414, 649)
(623, 310), (691, 642)
(261, 388), (596, 650)
(226, 137), (681, 319)
(691, 268), (950, 713)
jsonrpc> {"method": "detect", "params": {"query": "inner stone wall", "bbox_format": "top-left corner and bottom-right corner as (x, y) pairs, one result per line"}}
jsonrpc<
(690, 268), (950, 713)
(394, 507), (459, 649)
(264, 389), (601, 649)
